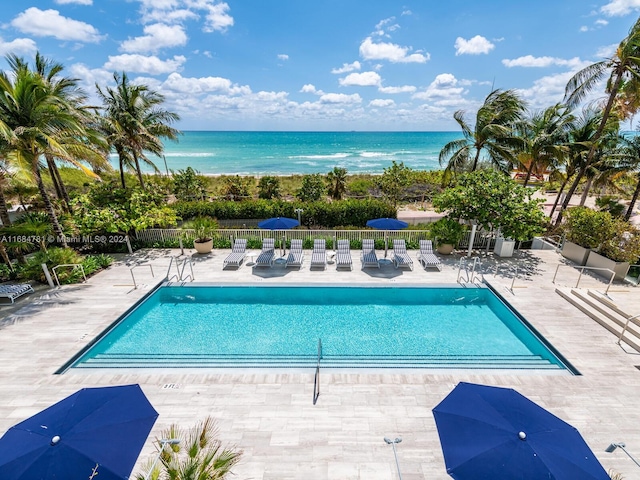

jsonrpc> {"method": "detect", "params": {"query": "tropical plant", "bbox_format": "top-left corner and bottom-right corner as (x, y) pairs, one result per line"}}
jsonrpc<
(429, 217), (466, 246)
(137, 417), (242, 480)
(326, 166), (347, 200)
(190, 216), (218, 243)
(296, 173), (326, 202)
(378, 161), (412, 206)
(432, 169), (546, 241)
(221, 175), (252, 200)
(596, 195), (626, 217)
(257, 175), (281, 199)
(562, 206), (615, 249)
(172, 167), (207, 202)
(96, 72), (180, 189)
(559, 16), (640, 223)
(439, 89), (527, 176)
(618, 133), (640, 220)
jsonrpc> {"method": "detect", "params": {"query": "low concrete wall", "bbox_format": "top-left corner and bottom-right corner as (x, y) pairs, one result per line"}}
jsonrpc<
(561, 241), (590, 266)
(585, 251), (630, 282)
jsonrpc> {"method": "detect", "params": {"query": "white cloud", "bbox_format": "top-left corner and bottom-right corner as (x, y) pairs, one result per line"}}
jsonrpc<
(378, 85), (416, 94)
(331, 61), (361, 74)
(359, 37), (429, 63)
(412, 73), (467, 105)
(142, 8), (197, 24)
(11, 8), (103, 43)
(339, 71), (381, 87)
(120, 24), (187, 53)
(0, 37), (38, 56)
(319, 93), (362, 104)
(515, 71), (576, 109)
(55, 0), (92, 4)
(369, 99), (395, 107)
(277, 54), (289, 61)
(596, 43), (617, 58)
(601, 0), (640, 16)
(162, 72), (250, 95)
(204, 2), (234, 32)
(300, 84), (318, 93)
(401, 9), (412, 15)
(103, 54), (186, 75)
(595, 19), (609, 25)
(502, 55), (586, 68)
(580, 26), (589, 32)
(454, 35), (495, 55)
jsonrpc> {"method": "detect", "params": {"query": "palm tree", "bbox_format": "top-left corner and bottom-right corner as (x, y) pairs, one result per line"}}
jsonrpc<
(138, 417), (242, 480)
(0, 55), (102, 245)
(439, 89), (527, 177)
(515, 104), (573, 187)
(326, 166), (347, 200)
(96, 72), (180, 189)
(616, 134), (640, 220)
(559, 16), (640, 224)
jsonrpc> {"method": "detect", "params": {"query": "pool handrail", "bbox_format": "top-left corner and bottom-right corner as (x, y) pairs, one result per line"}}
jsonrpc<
(618, 313), (640, 347)
(52, 263), (87, 287)
(313, 338), (322, 405)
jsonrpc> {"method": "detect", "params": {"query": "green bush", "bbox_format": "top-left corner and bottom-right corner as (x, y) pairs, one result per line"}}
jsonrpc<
(19, 247), (113, 284)
(563, 207), (614, 249)
(297, 174), (326, 202)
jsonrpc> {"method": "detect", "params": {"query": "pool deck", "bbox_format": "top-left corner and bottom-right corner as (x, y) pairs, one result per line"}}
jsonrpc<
(2, 247), (640, 478)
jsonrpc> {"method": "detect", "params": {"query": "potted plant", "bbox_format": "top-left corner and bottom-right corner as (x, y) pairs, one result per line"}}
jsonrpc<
(561, 207), (612, 266)
(429, 217), (465, 254)
(191, 216), (218, 254)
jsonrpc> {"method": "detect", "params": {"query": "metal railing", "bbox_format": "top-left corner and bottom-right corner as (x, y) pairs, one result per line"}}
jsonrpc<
(52, 263), (86, 287)
(130, 264), (155, 289)
(179, 257), (195, 282)
(313, 338), (322, 405)
(552, 264), (616, 295)
(618, 313), (640, 347)
(457, 257), (479, 283)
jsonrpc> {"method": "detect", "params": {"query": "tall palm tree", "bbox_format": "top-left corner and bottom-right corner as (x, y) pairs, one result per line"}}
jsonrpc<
(439, 89), (527, 177)
(326, 166), (347, 200)
(96, 72), (180, 189)
(515, 104), (573, 187)
(0, 54), (101, 245)
(617, 134), (640, 220)
(559, 16), (640, 224)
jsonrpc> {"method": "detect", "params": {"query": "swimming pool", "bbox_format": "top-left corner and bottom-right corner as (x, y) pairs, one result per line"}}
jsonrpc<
(66, 284), (573, 372)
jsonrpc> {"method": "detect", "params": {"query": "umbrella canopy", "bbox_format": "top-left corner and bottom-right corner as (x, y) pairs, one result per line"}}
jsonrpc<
(432, 382), (609, 480)
(0, 384), (158, 480)
(365, 218), (408, 230)
(258, 217), (299, 230)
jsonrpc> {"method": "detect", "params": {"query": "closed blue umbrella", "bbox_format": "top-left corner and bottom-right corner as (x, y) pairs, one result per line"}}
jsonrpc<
(258, 217), (299, 255)
(432, 382), (609, 480)
(366, 218), (408, 258)
(0, 384), (158, 480)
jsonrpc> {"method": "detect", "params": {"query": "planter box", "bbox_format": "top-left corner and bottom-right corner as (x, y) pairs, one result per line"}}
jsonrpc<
(531, 237), (557, 250)
(494, 237), (515, 258)
(585, 251), (630, 282)
(561, 241), (590, 266)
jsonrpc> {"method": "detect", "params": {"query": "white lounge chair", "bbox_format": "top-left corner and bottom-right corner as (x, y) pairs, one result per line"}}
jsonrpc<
(254, 238), (275, 267)
(310, 239), (327, 269)
(286, 239), (304, 268)
(335, 239), (352, 270)
(418, 239), (442, 271)
(360, 239), (379, 269)
(223, 239), (247, 269)
(0, 283), (34, 304)
(392, 239), (414, 270)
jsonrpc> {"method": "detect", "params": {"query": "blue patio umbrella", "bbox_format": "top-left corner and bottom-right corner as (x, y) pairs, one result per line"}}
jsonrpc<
(0, 384), (158, 480)
(366, 217), (409, 257)
(432, 382), (609, 480)
(258, 217), (299, 255)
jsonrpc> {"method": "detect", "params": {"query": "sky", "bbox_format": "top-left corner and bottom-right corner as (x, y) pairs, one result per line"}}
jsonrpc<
(0, 0), (639, 131)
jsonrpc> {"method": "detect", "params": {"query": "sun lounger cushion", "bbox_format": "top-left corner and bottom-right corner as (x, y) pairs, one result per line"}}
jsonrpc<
(0, 283), (34, 304)
(392, 239), (413, 270)
(286, 239), (304, 268)
(311, 239), (327, 269)
(223, 239), (247, 268)
(418, 239), (442, 270)
(360, 239), (379, 269)
(335, 239), (352, 270)
(254, 238), (275, 267)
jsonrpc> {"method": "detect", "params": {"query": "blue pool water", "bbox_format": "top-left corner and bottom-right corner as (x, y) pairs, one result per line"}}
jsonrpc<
(70, 285), (570, 371)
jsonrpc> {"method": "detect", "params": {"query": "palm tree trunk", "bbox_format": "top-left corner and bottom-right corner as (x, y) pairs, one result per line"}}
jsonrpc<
(579, 176), (593, 206)
(118, 154), (127, 189)
(46, 155), (64, 201)
(46, 154), (73, 213)
(555, 166), (587, 225)
(0, 183), (11, 226)
(33, 164), (67, 248)
(0, 242), (11, 268)
(523, 160), (536, 188)
(625, 172), (640, 220)
(549, 176), (570, 219)
(133, 152), (145, 189)
(471, 148), (482, 171)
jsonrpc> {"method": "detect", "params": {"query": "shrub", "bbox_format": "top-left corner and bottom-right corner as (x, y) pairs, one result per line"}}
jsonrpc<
(172, 166), (207, 201)
(429, 218), (466, 247)
(221, 175), (253, 200)
(19, 247), (112, 284)
(563, 206), (614, 249)
(297, 174), (326, 202)
(257, 176), (281, 199)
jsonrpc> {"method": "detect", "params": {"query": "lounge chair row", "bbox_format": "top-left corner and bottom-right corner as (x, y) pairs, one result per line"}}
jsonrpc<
(223, 238), (442, 271)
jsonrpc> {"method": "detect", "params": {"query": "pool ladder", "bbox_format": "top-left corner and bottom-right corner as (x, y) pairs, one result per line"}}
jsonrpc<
(313, 338), (322, 405)
(166, 256), (195, 284)
(457, 257), (483, 285)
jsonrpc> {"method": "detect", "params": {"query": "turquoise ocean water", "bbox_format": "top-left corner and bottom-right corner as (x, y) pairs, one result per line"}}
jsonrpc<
(133, 131), (462, 175)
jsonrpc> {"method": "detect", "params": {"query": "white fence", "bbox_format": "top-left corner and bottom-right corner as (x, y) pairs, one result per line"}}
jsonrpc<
(135, 228), (498, 249)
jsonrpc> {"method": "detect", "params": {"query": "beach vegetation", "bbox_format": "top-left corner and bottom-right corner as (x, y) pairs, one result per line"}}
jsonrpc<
(172, 167), (208, 202)
(346, 177), (375, 197)
(257, 175), (281, 199)
(96, 71), (180, 190)
(432, 169), (546, 241)
(18, 247), (112, 284)
(326, 167), (348, 200)
(297, 173), (326, 201)
(379, 161), (412, 206)
(221, 175), (253, 200)
(439, 89), (527, 178)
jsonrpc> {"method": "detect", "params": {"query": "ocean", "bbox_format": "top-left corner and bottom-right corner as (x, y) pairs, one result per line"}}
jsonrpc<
(130, 131), (462, 176)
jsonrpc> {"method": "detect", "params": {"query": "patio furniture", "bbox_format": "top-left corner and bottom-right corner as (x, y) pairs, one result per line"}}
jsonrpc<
(335, 239), (353, 270)
(285, 239), (304, 268)
(310, 239), (327, 269)
(0, 283), (34, 304)
(253, 238), (275, 268)
(360, 239), (380, 269)
(223, 239), (247, 269)
(392, 239), (413, 270)
(417, 240), (442, 271)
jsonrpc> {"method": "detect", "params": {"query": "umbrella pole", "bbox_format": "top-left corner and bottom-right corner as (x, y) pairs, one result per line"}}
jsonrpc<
(384, 231), (388, 258)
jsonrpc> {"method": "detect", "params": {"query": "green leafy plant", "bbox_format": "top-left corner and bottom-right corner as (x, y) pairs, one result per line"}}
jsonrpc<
(190, 216), (218, 243)
(563, 206), (614, 249)
(378, 161), (412, 206)
(257, 176), (281, 199)
(429, 218), (466, 246)
(221, 175), (253, 200)
(596, 195), (625, 217)
(326, 167), (347, 200)
(172, 167), (207, 202)
(297, 173), (326, 202)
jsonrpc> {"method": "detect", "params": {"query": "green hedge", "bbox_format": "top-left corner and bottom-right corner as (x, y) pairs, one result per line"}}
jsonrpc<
(172, 199), (396, 228)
